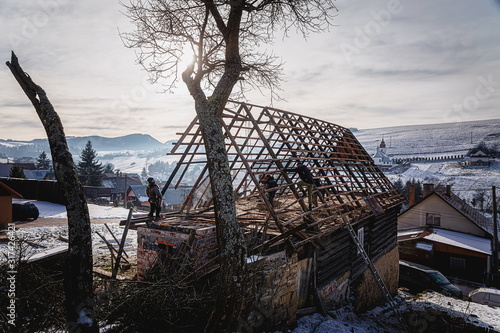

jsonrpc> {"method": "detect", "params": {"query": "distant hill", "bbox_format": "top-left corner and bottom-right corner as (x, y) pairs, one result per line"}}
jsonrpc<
(2, 118), (500, 160)
(0, 134), (171, 158)
(354, 118), (500, 158)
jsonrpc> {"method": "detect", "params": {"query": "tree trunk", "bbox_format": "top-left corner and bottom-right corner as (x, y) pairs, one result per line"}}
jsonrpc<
(6, 52), (98, 332)
(196, 99), (247, 333)
(177, 2), (248, 330)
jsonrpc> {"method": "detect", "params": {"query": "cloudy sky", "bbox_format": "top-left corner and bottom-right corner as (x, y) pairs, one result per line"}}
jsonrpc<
(1, 0), (499, 143)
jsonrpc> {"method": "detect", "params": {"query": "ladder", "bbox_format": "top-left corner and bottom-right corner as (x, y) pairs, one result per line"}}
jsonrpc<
(342, 215), (409, 332)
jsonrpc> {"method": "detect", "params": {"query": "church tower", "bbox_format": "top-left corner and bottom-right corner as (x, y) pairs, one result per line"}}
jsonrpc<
(379, 138), (387, 154)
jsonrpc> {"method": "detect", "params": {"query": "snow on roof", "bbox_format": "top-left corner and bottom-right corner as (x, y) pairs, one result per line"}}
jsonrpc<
(423, 228), (491, 255)
(372, 149), (391, 162)
(129, 184), (148, 201)
(23, 169), (50, 180)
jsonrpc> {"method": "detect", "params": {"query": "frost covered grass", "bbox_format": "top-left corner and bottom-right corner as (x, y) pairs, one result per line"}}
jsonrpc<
(1, 201), (137, 270)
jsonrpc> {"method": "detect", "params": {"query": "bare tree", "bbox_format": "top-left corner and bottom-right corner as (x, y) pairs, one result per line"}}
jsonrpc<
(121, 1), (337, 331)
(6, 52), (98, 333)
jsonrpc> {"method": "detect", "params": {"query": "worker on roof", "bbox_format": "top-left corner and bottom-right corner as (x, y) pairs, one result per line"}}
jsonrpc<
(283, 161), (318, 211)
(146, 177), (162, 221)
(260, 174), (278, 207)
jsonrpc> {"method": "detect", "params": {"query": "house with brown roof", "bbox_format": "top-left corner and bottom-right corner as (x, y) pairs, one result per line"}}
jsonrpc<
(397, 183), (497, 283)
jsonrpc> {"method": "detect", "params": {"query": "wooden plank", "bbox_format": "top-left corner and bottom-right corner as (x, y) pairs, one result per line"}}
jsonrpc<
(112, 208), (133, 279)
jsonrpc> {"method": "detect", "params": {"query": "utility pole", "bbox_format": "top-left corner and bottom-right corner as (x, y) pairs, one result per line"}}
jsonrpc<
(123, 173), (128, 208)
(493, 186), (499, 286)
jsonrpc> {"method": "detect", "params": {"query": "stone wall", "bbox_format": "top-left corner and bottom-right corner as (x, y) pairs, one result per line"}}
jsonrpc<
(136, 224), (398, 329)
(352, 245), (399, 312)
(136, 225), (217, 279)
(317, 271), (351, 309)
(239, 252), (299, 332)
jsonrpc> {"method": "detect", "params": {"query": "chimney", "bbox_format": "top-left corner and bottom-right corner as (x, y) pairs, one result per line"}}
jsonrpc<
(409, 185), (415, 206)
(423, 183), (435, 198)
(445, 185), (452, 196)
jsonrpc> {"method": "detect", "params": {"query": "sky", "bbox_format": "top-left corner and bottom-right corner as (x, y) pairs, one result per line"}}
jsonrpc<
(1, 0), (499, 143)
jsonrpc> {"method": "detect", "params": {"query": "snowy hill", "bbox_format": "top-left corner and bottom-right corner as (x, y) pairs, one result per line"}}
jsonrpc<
(353, 118), (500, 204)
(0, 134), (173, 159)
(354, 118), (500, 158)
(1, 118), (499, 193)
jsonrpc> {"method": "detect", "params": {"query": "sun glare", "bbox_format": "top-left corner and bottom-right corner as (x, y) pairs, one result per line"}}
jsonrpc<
(178, 46), (195, 71)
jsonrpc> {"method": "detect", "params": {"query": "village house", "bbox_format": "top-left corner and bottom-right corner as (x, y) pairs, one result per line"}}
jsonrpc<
(127, 184), (193, 211)
(23, 169), (55, 180)
(468, 150), (492, 167)
(0, 162), (36, 177)
(134, 101), (405, 329)
(102, 172), (142, 203)
(397, 183), (497, 283)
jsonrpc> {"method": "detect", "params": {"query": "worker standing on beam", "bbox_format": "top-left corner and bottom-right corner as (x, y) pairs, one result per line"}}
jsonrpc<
(283, 160), (317, 211)
(146, 177), (162, 221)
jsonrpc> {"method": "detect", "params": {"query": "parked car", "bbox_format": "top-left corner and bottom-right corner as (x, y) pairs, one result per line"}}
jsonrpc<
(12, 201), (39, 221)
(95, 197), (110, 205)
(399, 260), (463, 298)
(468, 288), (500, 306)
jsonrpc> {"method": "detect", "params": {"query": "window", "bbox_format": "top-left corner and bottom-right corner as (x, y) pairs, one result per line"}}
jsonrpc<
(426, 213), (441, 226)
(490, 294), (500, 304)
(357, 227), (364, 254)
(449, 257), (466, 270)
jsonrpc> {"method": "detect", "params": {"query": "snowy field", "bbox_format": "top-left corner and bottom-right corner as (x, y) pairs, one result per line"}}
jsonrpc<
(354, 118), (500, 158)
(353, 118), (500, 204)
(2, 200), (138, 271)
(385, 160), (500, 205)
(12, 198), (133, 220)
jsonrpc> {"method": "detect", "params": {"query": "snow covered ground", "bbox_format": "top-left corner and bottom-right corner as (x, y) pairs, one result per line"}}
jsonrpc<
(384, 160), (500, 206)
(290, 291), (500, 332)
(2, 200), (138, 272)
(12, 198), (133, 220)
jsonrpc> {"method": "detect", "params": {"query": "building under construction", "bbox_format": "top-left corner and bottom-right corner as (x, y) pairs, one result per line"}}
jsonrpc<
(136, 101), (405, 329)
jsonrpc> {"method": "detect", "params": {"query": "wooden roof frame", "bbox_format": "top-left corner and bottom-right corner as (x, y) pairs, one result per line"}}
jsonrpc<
(163, 101), (404, 247)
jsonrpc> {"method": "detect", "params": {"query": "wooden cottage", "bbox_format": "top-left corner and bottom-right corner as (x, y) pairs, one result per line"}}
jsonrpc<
(0, 181), (23, 228)
(127, 184), (193, 211)
(397, 184), (496, 283)
(136, 101), (405, 327)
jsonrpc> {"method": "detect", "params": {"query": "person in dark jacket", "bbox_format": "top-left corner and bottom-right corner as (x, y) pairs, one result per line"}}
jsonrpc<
(283, 161), (316, 210)
(146, 177), (162, 221)
(260, 174), (278, 207)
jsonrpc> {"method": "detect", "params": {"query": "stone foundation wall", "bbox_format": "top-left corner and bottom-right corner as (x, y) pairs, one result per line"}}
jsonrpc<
(136, 225), (217, 278)
(136, 225), (398, 329)
(239, 252), (299, 332)
(353, 245), (399, 312)
(318, 271), (351, 309)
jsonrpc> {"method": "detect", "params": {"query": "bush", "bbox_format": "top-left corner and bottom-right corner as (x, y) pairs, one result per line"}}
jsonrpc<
(97, 272), (216, 332)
